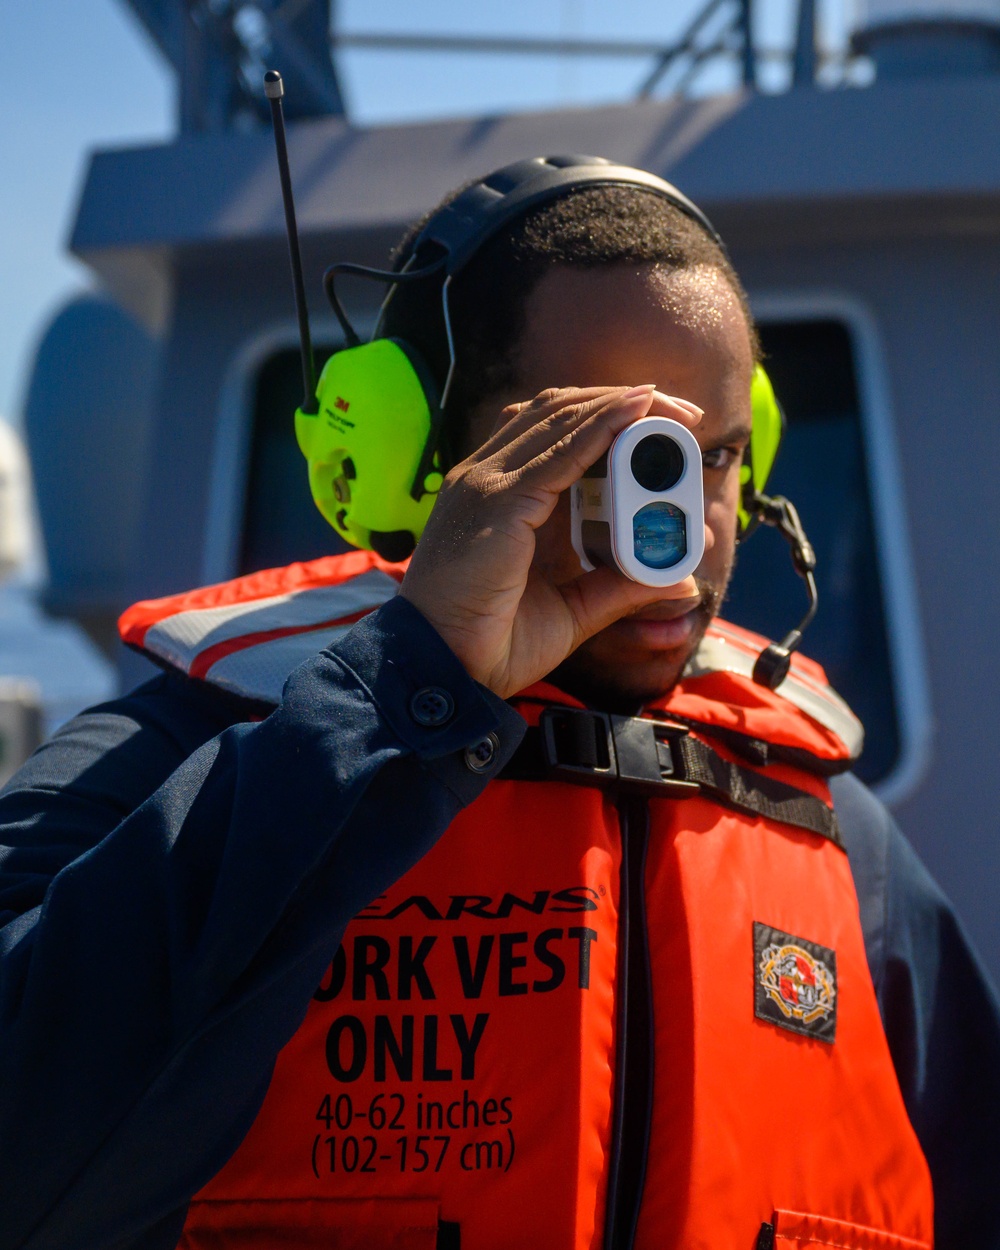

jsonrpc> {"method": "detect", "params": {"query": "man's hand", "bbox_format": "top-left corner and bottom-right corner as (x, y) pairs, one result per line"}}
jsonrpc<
(400, 385), (706, 699)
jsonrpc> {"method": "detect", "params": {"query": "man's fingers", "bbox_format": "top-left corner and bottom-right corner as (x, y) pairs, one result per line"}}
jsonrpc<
(473, 386), (641, 468)
(484, 386), (624, 444)
(487, 387), (705, 486)
(646, 391), (704, 428)
(505, 391), (659, 497)
(470, 385), (705, 481)
(491, 385), (659, 481)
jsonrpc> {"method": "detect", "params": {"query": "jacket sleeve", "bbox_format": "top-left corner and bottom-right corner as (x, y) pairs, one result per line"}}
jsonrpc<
(831, 772), (1000, 1250)
(0, 596), (525, 1250)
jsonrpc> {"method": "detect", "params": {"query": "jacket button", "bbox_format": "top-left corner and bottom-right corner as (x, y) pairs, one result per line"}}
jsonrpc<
(410, 687), (454, 726)
(464, 733), (499, 773)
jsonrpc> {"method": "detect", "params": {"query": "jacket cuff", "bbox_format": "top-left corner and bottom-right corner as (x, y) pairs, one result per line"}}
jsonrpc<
(322, 595), (525, 803)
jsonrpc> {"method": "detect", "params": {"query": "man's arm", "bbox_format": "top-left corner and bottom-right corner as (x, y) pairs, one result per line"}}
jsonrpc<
(832, 773), (1000, 1250)
(0, 597), (525, 1250)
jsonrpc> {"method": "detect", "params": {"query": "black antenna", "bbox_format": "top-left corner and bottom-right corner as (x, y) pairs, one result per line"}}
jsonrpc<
(264, 70), (318, 415)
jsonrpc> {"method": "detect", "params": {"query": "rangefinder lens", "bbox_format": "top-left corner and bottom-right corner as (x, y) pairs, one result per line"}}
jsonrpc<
(630, 434), (684, 492)
(633, 502), (687, 569)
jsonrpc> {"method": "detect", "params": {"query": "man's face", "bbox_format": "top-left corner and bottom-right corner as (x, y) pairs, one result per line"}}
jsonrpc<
(464, 263), (755, 708)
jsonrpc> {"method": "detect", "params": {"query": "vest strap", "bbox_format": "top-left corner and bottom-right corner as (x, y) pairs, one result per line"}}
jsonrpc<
(501, 706), (843, 848)
(674, 734), (842, 847)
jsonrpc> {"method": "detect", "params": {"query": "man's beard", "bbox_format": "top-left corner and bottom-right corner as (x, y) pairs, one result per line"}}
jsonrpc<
(547, 576), (725, 714)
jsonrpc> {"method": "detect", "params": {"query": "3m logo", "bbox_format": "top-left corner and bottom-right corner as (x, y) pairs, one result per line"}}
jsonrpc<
(334, 396), (350, 412)
(753, 922), (837, 1043)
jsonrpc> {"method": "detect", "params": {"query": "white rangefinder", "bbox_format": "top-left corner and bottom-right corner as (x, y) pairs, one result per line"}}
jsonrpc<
(571, 416), (705, 587)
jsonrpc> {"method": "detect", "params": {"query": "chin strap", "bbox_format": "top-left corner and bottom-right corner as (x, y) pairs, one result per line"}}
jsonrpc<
(742, 493), (819, 691)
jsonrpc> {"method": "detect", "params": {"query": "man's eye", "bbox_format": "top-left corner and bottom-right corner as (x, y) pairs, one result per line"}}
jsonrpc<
(702, 447), (739, 470)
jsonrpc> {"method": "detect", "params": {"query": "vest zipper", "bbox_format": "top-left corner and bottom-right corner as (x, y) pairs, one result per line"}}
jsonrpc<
(603, 795), (655, 1250)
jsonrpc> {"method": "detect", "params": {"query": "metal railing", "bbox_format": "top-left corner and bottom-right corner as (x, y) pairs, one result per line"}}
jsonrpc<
(122, 0), (861, 133)
(332, 0), (755, 96)
(330, 0), (863, 101)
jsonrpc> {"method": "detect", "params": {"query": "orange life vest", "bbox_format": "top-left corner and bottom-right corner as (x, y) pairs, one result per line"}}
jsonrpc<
(120, 553), (934, 1250)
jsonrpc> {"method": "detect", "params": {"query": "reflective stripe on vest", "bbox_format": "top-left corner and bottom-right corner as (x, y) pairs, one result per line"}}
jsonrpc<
(119, 552), (865, 764)
(118, 553), (406, 704)
(119, 557), (931, 1250)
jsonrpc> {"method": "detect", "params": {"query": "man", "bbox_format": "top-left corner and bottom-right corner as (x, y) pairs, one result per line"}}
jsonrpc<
(1, 161), (998, 1250)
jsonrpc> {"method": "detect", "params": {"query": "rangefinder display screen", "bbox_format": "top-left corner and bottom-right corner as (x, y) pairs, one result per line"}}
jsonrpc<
(633, 501), (686, 569)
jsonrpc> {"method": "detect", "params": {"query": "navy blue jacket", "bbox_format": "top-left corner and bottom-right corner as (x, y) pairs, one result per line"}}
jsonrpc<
(0, 597), (998, 1249)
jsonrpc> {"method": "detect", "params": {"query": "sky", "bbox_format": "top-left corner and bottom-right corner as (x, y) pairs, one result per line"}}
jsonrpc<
(0, 0), (859, 425)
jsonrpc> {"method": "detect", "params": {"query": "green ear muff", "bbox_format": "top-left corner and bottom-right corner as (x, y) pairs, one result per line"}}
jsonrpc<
(295, 338), (444, 562)
(739, 363), (785, 534)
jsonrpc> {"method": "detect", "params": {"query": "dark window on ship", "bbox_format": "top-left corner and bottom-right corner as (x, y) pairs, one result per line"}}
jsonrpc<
(725, 319), (898, 786)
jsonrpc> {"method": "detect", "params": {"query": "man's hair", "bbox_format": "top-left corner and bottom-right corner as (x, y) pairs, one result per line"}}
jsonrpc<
(381, 183), (758, 447)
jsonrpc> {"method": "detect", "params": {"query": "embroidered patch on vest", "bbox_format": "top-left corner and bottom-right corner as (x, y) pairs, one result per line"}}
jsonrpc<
(753, 922), (837, 1042)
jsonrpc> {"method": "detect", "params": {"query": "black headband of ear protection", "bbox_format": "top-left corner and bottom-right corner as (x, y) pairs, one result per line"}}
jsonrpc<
(407, 154), (725, 278)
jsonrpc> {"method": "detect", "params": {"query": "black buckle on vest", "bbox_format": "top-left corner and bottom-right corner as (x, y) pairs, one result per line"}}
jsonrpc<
(539, 707), (700, 797)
